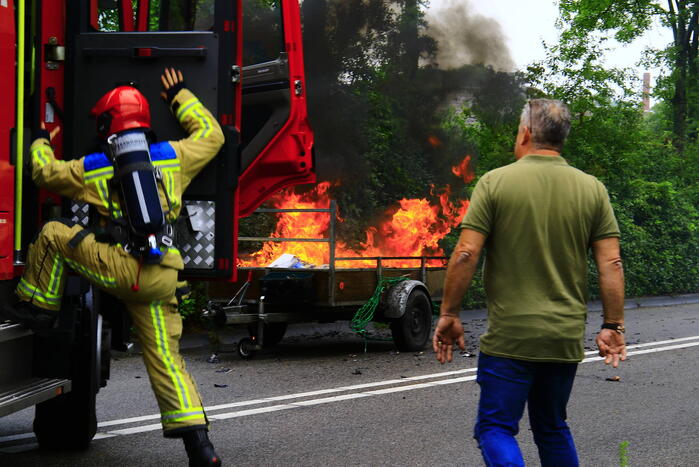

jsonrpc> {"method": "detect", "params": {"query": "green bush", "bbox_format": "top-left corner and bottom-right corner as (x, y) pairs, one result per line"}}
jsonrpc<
(177, 281), (210, 323)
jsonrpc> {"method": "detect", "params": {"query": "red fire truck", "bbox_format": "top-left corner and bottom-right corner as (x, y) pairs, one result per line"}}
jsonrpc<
(0, 0), (314, 449)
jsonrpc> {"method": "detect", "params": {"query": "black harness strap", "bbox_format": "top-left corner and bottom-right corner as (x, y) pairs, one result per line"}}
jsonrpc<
(68, 228), (92, 249)
(112, 161), (156, 183)
(156, 169), (174, 216)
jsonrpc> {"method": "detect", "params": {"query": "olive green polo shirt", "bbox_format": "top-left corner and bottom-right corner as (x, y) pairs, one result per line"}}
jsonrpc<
(461, 154), (620, 362)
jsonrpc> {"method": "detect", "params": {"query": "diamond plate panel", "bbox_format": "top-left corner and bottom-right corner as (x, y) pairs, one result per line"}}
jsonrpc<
(71, 202), (90, 227)
(176, 201), (216, 269)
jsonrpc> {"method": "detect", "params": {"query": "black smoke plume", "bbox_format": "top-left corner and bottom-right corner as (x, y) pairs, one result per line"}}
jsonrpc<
(241, 1), (525, 248)
(425, 0), (515, 71)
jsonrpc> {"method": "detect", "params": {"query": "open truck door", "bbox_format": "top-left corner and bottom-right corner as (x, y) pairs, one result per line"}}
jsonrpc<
(2, 0), (313, 449)
(238, 0), (316, 218)
(43, 0), (314, 280)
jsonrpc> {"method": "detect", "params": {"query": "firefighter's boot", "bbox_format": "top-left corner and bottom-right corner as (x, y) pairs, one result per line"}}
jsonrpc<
(182, 429), (221, 467)
(1, 301), (56, 330)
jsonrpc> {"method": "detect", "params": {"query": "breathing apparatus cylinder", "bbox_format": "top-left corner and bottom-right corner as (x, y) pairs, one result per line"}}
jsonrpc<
(106, 130), (165, 262)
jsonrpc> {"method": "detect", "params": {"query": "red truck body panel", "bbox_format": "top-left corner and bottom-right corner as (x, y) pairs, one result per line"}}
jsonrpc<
(0, 0), (16, 279)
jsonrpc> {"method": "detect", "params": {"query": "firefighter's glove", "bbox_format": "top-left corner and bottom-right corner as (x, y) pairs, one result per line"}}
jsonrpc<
(35, 128), (51, 141)
(28, 124), (57, 169)
(160, 67), (187, 105)
(38, 121), (60, 142)
(176, 280), (192, 303)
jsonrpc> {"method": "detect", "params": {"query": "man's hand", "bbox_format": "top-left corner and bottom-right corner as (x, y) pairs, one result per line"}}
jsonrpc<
(596, 329), (627, 368)
(433, 315), (466, 364)
(160, 67), (185, 100)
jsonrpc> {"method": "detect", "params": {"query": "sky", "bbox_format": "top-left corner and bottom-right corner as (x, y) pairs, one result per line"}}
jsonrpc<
(426, 0), (673, 78)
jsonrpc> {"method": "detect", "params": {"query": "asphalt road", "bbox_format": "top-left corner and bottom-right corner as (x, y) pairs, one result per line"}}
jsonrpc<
(1, 302), (698, 466)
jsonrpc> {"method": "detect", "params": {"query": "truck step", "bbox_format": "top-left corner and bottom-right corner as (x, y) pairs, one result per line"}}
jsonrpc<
(0, 322), (32, 344)
(0, 378), (72, 418)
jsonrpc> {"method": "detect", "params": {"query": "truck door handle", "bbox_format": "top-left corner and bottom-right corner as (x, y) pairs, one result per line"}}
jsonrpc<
(82, 47), (208, 59)
(46, 87), (64, 122)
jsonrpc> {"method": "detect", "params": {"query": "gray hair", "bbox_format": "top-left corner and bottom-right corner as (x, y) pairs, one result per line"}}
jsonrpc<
(520, 99), (571, 152)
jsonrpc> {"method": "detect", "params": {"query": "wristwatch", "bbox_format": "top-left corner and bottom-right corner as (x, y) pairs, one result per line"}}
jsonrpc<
(601, 323), (625, 334)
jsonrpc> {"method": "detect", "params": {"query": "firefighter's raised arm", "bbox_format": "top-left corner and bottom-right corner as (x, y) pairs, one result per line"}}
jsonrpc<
(161, 68), (224, 189)
(29, 123), (86, 200)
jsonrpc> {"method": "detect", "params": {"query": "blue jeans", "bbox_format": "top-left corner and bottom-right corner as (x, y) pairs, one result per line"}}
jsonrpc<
(474, 353), (579, 467)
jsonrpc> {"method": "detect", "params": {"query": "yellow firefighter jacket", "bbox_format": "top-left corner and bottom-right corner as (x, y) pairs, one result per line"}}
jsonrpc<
(28, 89), (224, 270)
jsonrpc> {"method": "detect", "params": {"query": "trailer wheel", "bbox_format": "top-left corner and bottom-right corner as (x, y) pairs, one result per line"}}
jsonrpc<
(34, 302), (100, 450)
(247, 322), (287, 347)
(237, 337), (256, 359)
(390, 289), (432, 351)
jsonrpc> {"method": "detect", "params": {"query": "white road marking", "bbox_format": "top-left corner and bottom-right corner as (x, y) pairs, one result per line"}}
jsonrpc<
(613, 340), (699, 356)
(2, 335), (699, 445)
(98, 335), (699, 429)
(583, 334), (699, 355)
(96, 366), (482, 428)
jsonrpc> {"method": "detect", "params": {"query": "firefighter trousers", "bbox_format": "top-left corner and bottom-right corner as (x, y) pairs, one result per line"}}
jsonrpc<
(16, 219), (208, 436)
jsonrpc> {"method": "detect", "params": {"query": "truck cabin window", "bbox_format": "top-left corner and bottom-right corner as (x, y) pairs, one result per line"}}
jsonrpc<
(96, 0), (216, 32)
(96, 0), (284, 54)
(97, 0), (284, 53)
(243, 0), (284, 66)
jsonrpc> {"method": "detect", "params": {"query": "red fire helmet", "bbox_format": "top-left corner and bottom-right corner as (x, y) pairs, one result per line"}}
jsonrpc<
(90, 86), (151, 138)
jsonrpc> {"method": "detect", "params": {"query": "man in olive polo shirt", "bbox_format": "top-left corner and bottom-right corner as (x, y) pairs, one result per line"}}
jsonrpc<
(433, 99), (627, 467)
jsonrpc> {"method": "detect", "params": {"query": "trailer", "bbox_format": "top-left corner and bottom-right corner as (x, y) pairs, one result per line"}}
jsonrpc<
(205, 201), (448, 359)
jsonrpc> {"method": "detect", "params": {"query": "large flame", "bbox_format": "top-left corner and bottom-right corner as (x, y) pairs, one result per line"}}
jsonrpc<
(238, 157), (473, 269)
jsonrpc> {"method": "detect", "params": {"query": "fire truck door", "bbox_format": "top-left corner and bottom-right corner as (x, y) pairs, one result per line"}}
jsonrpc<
(237, 0), (315, 217)
(63, 0), (240, 278)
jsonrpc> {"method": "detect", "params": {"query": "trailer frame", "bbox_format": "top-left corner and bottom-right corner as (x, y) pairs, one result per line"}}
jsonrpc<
(205, 201), (450, 357)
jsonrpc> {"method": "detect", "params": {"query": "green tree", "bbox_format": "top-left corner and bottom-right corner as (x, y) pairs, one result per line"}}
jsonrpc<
(556, 0), (699, 152)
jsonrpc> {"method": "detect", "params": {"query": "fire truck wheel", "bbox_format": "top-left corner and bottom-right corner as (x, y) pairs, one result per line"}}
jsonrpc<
(390, 289), (432, 352)
(247, 322), (287, 347)
(33, 304), (99, 450)
(237, 337), (256, 359)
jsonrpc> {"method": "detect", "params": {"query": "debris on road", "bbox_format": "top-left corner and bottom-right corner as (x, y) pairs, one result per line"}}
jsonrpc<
(214, 383), (229, 388)
(207, 354), (220, 364)
(215, 367), (232, 374)
(605, 376), (621, 382)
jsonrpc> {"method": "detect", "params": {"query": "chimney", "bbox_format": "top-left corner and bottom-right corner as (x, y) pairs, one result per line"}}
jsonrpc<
(643, 72), (651, 112)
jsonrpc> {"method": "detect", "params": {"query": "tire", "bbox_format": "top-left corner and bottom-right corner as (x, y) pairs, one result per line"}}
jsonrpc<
(390, 289), (433, 352)
(34, 300), (99, 450)
(100, 323), (112, 388)
(247, 322), (287, 347)
(237, 337), (256, 359)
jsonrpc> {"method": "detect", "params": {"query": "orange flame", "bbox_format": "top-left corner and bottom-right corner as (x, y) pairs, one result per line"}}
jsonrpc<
(452, 155), (475, 184)
(239, 160), (473, 269)
(239, 181), (335, 267)
(427, 135), (443, 147)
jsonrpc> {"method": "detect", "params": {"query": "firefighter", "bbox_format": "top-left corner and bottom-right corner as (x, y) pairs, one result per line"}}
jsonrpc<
(2, 68), (223, 466)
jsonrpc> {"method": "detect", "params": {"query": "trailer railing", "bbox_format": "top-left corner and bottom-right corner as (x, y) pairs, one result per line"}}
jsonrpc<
(238, 200), (449, 306)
